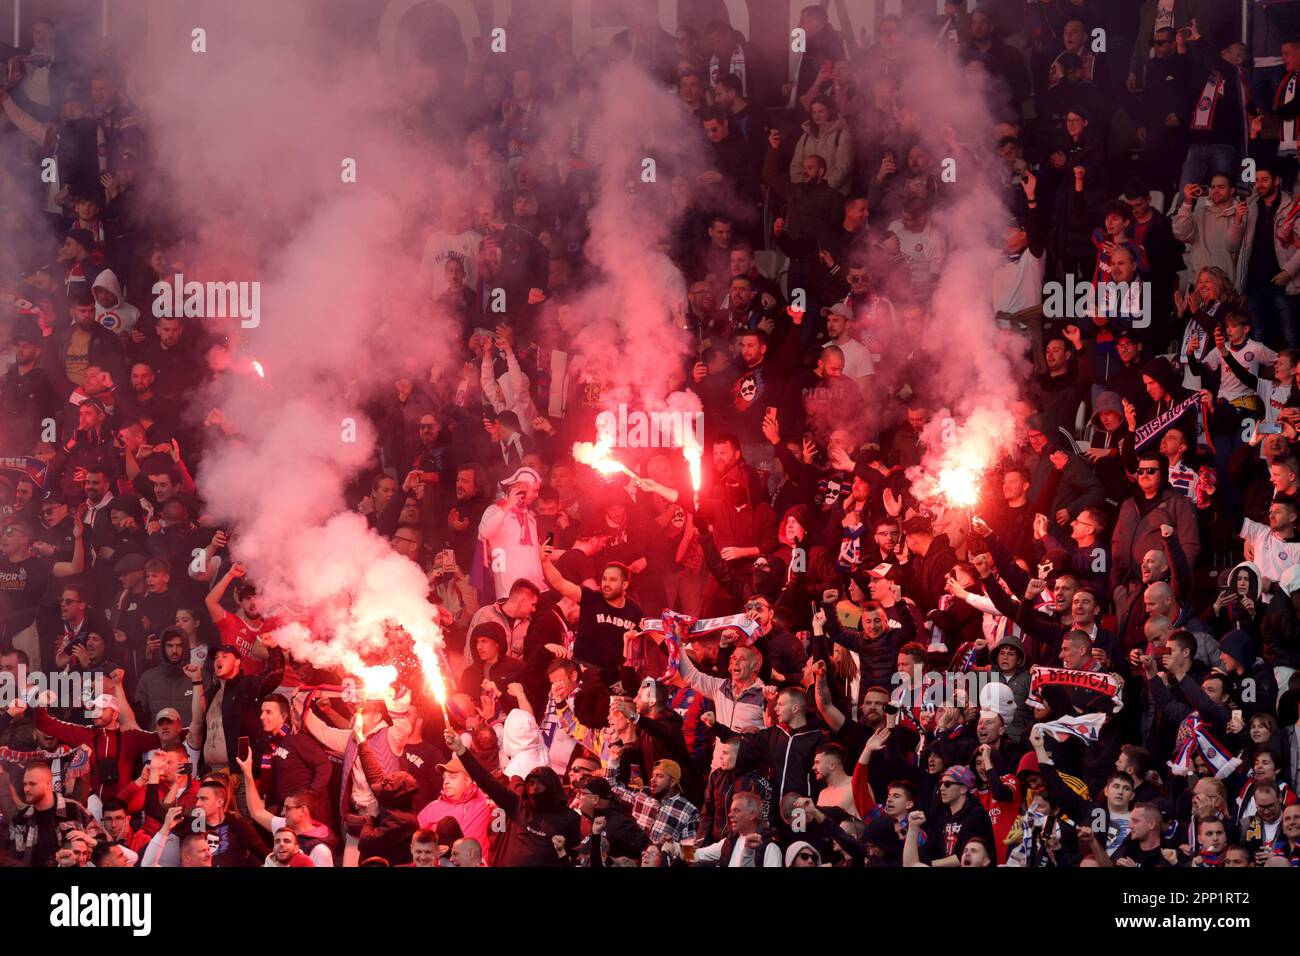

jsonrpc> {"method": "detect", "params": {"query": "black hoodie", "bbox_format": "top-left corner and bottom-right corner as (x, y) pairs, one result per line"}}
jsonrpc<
(1136, 357), (1197, 445)
(698, 736), (773, 844)
(459, 749), (582, 867)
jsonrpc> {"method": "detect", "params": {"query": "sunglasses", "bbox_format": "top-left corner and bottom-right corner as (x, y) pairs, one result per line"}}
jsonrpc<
(745, 602), (768, 611)
(1135, 467), (1160, 475)
(796, 851), (817, 861)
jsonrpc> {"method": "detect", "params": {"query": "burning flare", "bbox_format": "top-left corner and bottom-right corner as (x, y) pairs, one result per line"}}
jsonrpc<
(682, 431), (702, 510)
(572, 437), (636, 478)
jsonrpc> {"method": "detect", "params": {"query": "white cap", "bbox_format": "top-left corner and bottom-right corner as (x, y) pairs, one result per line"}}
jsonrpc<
(88, 694), (119, 713)
(979, 682), (1016, 721)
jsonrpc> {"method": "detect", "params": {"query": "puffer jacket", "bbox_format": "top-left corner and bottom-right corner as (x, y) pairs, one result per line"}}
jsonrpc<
(789, 115), (852, 194)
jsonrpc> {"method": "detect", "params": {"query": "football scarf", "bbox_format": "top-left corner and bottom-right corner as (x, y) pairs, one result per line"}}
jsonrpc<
(1034, 712), (1109, 744)
(1168, 713), (1241, 779)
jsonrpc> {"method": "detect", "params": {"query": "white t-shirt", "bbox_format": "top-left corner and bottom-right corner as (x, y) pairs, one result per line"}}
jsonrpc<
(420, 229), (481, 292)
(888, 219), (947, 286)
(992, 247), (1046, 316)
(832, 335), (875, 379)
(1201, 340), (1279, 402)
(1240, 518), (1300, 591)
(1258, 379), (1292, 426)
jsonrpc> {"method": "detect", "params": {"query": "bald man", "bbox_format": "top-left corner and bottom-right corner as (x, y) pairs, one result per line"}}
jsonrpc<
(1143, 582), (1218, 666)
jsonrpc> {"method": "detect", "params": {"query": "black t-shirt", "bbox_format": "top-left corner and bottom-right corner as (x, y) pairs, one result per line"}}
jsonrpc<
(400, 739), (450, 811)
(574, 586), (642, 671)
(556, 549), (596, 588)
(0, 556), (54, 634)
(206, 814), (269, 867)
(1113, 839), (1170, 867)
(31, 805), (59, 868)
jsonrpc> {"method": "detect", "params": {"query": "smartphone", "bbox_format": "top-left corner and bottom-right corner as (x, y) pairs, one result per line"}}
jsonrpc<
(1258, 422), (1283, 435)
(237, 736), (250, 762)
(544, 531), (555, 547)
(1232, 708), (1243, 725)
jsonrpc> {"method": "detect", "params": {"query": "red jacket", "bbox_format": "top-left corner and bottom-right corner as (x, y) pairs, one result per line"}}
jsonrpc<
(32, 709), (159, 801)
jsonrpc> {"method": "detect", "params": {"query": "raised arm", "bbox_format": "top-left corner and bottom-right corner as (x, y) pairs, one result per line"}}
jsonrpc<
(445, 728), (519, 817)
(540, 544), (582, 603)
(205, 562), (246, 625)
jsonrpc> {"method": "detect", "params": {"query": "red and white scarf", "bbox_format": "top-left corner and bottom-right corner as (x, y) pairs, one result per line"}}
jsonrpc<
(1276, 71), (1299, 152)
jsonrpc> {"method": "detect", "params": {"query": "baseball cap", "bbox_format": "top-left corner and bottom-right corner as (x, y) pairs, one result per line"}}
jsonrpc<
(214, 643), (243, 662)
(581, 778), (613, 799)
(436, 753), (468, 775)
(155, 707), (182, 724)
(653, 760), (682, 785)
(88, 694), (119, 713)
(867, 563), (902, 582)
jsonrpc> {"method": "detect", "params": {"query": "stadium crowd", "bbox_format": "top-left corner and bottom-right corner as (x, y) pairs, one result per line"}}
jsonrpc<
(1, 1), (1300, 870)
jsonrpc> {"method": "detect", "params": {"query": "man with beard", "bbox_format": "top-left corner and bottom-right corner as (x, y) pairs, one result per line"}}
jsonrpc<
(443, 463), (489, 569)
(0, 319), (60, 451)
(48, 399), (117, 501)
(443, 727), (580, 866)
(604, 755), (700, 844)
(134, 628), (194, 721)
(779, 345), (859, 444)
(541, 545), (640, 680)
(205, 563), (283, 678)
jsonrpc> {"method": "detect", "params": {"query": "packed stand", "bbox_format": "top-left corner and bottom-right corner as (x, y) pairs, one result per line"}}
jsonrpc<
(1, 3), (1299, 870)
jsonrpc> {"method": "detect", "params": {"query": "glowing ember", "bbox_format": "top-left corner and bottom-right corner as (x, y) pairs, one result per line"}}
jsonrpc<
(354, 663), (398, 698)
(937, 466), (980, 508)
(251, 360), (265, 379)
(572, 438), (635, 478)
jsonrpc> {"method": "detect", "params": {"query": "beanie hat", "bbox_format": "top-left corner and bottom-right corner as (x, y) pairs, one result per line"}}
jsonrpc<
(1219, 629), (1257, 669)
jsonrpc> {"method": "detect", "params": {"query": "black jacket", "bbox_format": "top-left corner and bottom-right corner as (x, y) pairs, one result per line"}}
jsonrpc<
(204, 663), (284, 774)
(459, 749), (582, 867)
